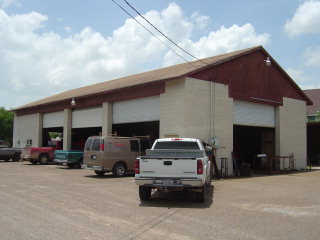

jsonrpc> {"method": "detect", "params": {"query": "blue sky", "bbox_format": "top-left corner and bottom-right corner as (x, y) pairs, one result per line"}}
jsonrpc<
(1, 0), (320, 109)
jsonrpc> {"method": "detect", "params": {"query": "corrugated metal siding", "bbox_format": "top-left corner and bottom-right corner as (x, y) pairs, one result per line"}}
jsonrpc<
(234, 100), (275, 127)
(189, 50), (310, 106)
(72, 107), (102, 128)
(113, 96), (160, 124)
(43, 111), (64, 128)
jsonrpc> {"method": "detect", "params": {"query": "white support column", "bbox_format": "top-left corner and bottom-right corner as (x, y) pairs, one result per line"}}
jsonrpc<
(275, 107), (281, 157)
(63, 109), (72, 150)
(275, 98), (307, 170)
(35, 113), (43, 147)
(102, 102), (113, 136)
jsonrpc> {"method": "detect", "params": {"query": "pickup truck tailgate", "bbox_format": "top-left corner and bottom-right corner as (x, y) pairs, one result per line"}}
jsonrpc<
(139, 149), (204, 178)
(140, 158), (197, 178)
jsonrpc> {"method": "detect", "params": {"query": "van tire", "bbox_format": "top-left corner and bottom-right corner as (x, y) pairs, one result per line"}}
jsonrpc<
(94, 170), (105, 176)
(113, 162), (126, 177)
(139, 186), (151, 201)
(39, 154), (49, 165)
(31, 160), (38, 165)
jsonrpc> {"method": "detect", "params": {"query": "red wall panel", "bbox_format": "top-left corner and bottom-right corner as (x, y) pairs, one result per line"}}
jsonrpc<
(189, 50), (308, 106)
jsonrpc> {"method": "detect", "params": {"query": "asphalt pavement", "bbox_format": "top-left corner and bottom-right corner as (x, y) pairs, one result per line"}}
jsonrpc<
(0, 161), (319, 240)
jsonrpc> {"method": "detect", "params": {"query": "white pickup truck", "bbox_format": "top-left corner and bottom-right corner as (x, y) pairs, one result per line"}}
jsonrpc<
(135, 138), (211, 202)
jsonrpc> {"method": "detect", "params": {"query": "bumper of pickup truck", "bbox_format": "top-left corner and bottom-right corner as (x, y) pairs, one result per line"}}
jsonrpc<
(53, 159), (67, 164)
(82, 165), (104, 171)
(135, 178), (203, 188)
(21, 154), (32, 161)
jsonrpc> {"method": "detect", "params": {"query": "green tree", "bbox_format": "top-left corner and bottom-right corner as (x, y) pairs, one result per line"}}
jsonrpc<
(0, 107), (14, 146)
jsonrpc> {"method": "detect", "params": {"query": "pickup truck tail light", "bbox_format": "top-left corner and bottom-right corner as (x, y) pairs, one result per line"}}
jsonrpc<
(134, 159), (140, 174)
(197, 159), (203, 175)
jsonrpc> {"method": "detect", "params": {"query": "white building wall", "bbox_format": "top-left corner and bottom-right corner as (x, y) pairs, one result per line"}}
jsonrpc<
(184, 77), (211, 141)
(160, 78), (186, 137)
(160, 77), (234, 175)
(13, 113), (42, 147)
(276, 97), (307, 170)
(210, 82), (234, 175)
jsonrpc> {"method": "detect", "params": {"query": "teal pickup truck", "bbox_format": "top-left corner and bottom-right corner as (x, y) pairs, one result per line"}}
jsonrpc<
(53, 150), (83, 168)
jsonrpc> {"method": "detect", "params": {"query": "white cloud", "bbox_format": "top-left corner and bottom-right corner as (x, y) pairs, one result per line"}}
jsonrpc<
(284, 0), (320, 37)
(191, 12), (210, 30)
(0, 0), (19, 9)
(286, 68), (318, 90)
(0, 3), (270, 109)
(163, 23), (270, 66)
(303, 46), (320, 66)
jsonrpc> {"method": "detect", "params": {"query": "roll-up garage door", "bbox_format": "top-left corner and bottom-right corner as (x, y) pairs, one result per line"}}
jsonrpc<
(43, 111), (64, 128)
(113, 96), (160, 124)
(72, 107), (102, 128)
(234, 100), (275, 127)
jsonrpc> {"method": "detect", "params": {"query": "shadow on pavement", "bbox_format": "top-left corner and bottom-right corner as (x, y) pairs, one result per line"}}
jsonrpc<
(139, 184), (214, 209)
(84, 173), (134, 179)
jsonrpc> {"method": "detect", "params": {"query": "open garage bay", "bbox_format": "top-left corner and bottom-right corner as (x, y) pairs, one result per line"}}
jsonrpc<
(0, 162), (319, 240)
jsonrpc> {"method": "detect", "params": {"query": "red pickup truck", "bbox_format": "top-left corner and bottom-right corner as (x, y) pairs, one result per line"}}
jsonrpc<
(21, 140), (63, 165)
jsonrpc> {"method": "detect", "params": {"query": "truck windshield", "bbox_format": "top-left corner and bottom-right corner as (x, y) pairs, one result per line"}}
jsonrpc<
(154, 141), (199, 150)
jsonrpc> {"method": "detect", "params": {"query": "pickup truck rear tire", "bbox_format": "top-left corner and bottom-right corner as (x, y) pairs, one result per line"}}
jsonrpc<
(76, 158), (83, 169)
(94, 170), (105, 176)
(195, 184), (206, 203)
(39, 154), (49, 165)
(112, 162), (126, 177)
(67, 163), (75, 169)
(31, 160), (38, 165)
(139, 186), (151, 201)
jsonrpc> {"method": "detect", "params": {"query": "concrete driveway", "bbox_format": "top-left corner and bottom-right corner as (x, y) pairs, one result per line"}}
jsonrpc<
(0, 161), (319, 240)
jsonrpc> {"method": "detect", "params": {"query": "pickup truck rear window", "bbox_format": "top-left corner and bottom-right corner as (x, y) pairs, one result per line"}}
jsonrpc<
(153, 141), (199, 150)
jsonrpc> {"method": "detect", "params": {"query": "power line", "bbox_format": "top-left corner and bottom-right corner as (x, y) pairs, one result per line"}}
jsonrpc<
(122, 0), (209, 66)
(111, 0), (197, 67)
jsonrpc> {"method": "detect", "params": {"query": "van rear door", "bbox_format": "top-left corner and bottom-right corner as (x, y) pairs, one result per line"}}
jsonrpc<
(83, 137), (104, 169)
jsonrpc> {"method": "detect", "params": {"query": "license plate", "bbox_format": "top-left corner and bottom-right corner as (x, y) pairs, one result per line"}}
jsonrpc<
(163, 179), (174, 185)
(62, 163), (67, 166)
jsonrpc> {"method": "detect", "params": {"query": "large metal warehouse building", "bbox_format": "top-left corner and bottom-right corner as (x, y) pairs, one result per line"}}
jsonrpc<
(12, 46), (312, 175)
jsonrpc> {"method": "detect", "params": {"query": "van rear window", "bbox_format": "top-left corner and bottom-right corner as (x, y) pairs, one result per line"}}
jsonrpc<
(154, 141), (199, 150)
(91, 138), (101, 151)
(84, 138), (93, 150)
